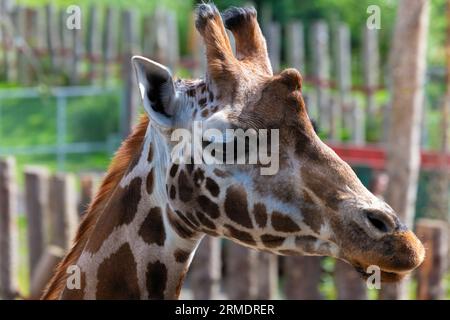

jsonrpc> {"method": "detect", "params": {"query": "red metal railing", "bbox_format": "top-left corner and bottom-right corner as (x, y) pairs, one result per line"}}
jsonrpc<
(329, 144), (450, 171)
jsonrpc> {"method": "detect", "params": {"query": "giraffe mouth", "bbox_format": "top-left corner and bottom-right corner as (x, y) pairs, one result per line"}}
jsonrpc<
(353, 263), (406, 283)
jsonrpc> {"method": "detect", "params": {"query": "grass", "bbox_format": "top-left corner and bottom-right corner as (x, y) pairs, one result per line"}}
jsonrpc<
(0, 90), (122, 186)
(17, 215), (30, 296)
(0, 93), (121, 147)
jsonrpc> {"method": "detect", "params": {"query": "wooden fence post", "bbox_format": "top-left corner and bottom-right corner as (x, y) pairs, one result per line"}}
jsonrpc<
(142, 14), (155, 59)
(187, 10), (206, 78)
(0, 0), (11, 78)
(6, 5), (18, 83)
(86, 5), (101, 83)
(166, 10), (179, 71)
(286, 21), (305, 73)
(335, 23), (351, 139)
(380, 0), (430, 300)
(58, 8), (70, 76)
(266, 22), (281, 73)
(334, 260), (367, 299)
(351, 98), (365, 145)
(256, 252), (278, 299)
(24, 166), (49, 281)
(311, 21), (330, 136)
(121, 9), (139, 137)
(189, 236), (221, 299)
(259, 2), (272, 35)
(48, 173), (78, 250)
(102, 7), (117, 83)
(226, 241), (258, 299)
(45, 4), (60, 69)
(26, 7), (45, 84)
(32, 7), (46, 63)
(303, 92), (318, 122)
(16, 6), (28, 85)
(362, 27), (379, 120)
(151, 8), (167, 65)
(78, 173), (99, 217)
(68, 6), (83, 85)
(29, 245), (65, 299)
(0, 157), (18, 299)
(416, 219), (448, 300)
(329, 95), (340, 142)
(283, 256), (322, 299)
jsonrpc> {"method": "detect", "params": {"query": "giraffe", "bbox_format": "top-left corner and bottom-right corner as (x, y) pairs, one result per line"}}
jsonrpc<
(42, 4), (425, 300)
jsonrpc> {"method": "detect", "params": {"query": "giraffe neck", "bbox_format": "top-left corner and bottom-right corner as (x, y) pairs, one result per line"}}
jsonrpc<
(61, 125), (203, 299)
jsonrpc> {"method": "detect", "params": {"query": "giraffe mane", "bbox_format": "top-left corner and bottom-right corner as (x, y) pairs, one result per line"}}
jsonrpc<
(41, 114), (149, 299)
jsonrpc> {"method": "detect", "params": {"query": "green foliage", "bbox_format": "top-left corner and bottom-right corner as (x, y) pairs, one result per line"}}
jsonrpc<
(319, 257), (337, 299)
(66, 95), (120, 143)
(428, 0), (447, 66)
(0, 93), (120, 177)
(0, 93), (120, 146)
(0, 96), (57, 147)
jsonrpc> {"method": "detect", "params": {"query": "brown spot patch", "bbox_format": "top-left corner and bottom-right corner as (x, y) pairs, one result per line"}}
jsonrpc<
(197, 195), (220, 219)
(146, 260), (167, 299)
(254, 203), (268, 228)
(126, 145), (142, 174)
(213, 168), (230, 178)
(170, 185), (176, 199)
(193, 168), (205, 187)
(85, 177), (142, 253)
(169, 164), (179, 177)
(146, 168), (154, 194)
(225, 224), (256, 246)
(147, 143), (153, 162)
(209, 91), (214, 102)
(224, 185), (253, 228)
(178, 170), (193, 202)
(260, 234), (285, 248)
(196, 211), (216, 231)
(139, 207), (165, 246)
(167, 206), (195, 239)
(301, 169), (340, 211)
(301, 191), (324, 234)
(61, 269), (86, 299)
(271, 211), (301, 233)
(120, 177), (142, 224)
(186, 162), (194, 175)
(201, 109), (209, 118)
(295, 235), (318, 252)
(199, 97), (207, 107)
(278, 249), (300, 256)
(96, 243), (140, 299)
(174, 249), (190, 263)
(205, 177), (220, 197)
(187, 88), (196, 97)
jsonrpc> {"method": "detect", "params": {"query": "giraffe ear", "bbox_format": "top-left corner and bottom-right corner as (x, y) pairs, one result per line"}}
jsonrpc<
(132, 56), (177, 127)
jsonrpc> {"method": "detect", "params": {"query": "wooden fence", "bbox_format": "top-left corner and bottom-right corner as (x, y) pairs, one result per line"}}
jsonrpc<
(0, 156), (448, 300)
(0, 2), (390, 141)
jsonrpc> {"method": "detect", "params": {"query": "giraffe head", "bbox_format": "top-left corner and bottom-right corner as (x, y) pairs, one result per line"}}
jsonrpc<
(132, 4), (424, 283)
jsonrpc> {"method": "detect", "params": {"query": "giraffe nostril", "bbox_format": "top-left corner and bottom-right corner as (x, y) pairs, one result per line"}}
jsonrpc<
(364, 210), (391, 233)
